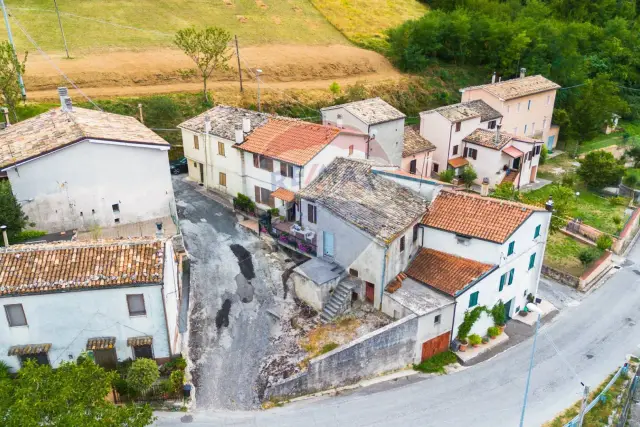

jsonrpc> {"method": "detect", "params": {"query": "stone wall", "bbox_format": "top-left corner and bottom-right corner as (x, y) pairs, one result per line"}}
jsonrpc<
(542, 265), (579, 288)
(265, 314), (419, 400)
(613, 208), (640, 254)
(579, 251), (613, 291)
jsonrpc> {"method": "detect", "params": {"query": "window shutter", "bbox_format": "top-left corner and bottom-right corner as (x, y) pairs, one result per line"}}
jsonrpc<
(508, 269), (514, 285)
(280, 162), (286, 176)
(267, 158), (274, 172)
(472, 149), (477, 160)
(529, 253), (536, 270)
(463, 147), (468, 158)
(308, 204), (313, 223)
(534, 225), (541, 238)
(254, 186), (260, 203)
(499, 274), (505, 291)
(253, 154), (259, 168)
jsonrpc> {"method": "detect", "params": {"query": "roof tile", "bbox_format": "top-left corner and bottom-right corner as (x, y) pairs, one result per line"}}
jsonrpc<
(403, 126), (435, 157)
(462, 75), (560, 101)
(322, 97), (405, 125)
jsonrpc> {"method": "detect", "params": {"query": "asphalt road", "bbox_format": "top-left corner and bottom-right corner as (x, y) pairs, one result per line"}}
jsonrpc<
(159, 185), (640, 426)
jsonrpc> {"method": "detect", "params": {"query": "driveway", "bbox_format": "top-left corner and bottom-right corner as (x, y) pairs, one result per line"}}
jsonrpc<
(158, 222), (640, 426)
(173, 177), (288, 410)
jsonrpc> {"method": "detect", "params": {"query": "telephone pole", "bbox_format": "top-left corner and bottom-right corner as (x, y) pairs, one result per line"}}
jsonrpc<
(577, 384), (590, 427)
(235, 35), (243, 93)
(0, 0), (26, 100)
(53, 0), (70, 59)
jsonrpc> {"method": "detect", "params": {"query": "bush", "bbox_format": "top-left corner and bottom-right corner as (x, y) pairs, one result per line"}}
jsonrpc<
(492, 183), (520, 201)
(578, 248), (600, 266)
(413, 350), (458, 374)
(491, 301), (506, 326)
(596, 234), (613, 250)
(578, 151), (625, 189)
(561, 172), (576, 188)
(540, 145), (548, 165)
(439, 169), (455, 183)
(468, 334), (482, 346)
(268, 208), (280, 217)
(234, 193), (256, 212)
(11, 230), (47, 243)
(624, 174), (638, 187)
(319, 342), (339, 355)
(487, 326), (500, 338)
(126, 358), (159, 396)
(609, 196), (627, 206)
(460, 165), (478, 189)
(160, 355), (187, 375)
(457, 306), (487, 342)
(613, 215), (622, 225)
(170, 369), (185, 394)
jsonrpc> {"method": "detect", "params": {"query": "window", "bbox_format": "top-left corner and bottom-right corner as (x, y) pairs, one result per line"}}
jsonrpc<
(349, 268), (359, 277)
(5, 304), (27, 326)
(529, 253), (536, 270)
(507, 241), (515, 256)
(546, 95), (551, 105)
(508, 268), (515, 285)
(133, 345), (153, 359)
(542, 118), (547, 129)
(467, 148), (478, 160)
(434, 314), (441, 325)
(218, 141), (225, 156)
(455, 122), (461, 132)
(280, 162), (294, 178)
(531, 123), (535, 134)
(469, 291), (479, 308)
(413, 223), (420, 242)
(499, 273), (507, 292)
(127, 294), (146, 316)
(527, 100), (532, 110)
(409, 159), (417, 174)
(488, 120), (496, 130)
(524, 124), (528, 135)
(219, 172), (226, 187)
(193, 161), (197, 167)
(20, 353), (49, 366)
(535, 145), (541, 155)
(433, 163), (439, 173)
(348, 145), (354, 156)
(524, 289), (528, 297)
(255, 186), (274, 207)
(253, 154), (273, 172)
(112, 203), (120, 214)
(114, 218), (120, 224)
(193, 135), (199, 150)
(534, 224), (541, 238)
(452, 145), (459, 156)
(307, 203), (317, 224)
(399, 236), (405, 252)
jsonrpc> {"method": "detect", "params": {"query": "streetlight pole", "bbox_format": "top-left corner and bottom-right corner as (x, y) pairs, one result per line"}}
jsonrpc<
(519, 303), (542, 427)
(0, 0), (26, 100)
(255, 68), (262, 112)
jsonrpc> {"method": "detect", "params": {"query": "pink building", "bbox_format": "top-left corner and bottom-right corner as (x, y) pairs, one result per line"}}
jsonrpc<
(401, 126), (435, 178)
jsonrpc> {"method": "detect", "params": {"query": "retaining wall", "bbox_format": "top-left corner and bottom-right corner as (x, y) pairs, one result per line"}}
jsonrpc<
(265, 314), (419, 400)
(541, 265), (580, 288)
(613, 208), (640, 254)
(579, 251), (613, 291)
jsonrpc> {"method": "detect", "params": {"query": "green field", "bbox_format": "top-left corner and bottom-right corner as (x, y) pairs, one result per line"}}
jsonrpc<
(544, 233), (602, 277)
(4, 0), (347, 52)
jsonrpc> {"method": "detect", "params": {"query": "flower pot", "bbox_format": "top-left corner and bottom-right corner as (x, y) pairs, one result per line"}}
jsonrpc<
(472, 343), (479, 348)
(498, 325), (506, 333)
(518, 311), (528, 317)
(490, 335), (497, 340)
(459, 343), (468, 352)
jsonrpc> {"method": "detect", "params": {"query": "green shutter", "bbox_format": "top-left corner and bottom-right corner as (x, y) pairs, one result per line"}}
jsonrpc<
(469, 291), (479, 308)
(529, 253), (536, 270)
(534, 225), (541, 238)
(508, 241), (515, 255)
(499, 274), (505, 291)
(508, 269), (514, 285)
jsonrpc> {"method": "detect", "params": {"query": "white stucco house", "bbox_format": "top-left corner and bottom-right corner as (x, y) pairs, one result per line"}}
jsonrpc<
(401, 126), (436, 177)
(321, 98), (406, 166)
(0, 89), (176, 233)
(0, 238), (184, 372)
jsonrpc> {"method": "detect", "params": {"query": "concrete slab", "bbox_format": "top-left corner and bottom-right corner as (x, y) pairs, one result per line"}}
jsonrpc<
(512, 300), (558, 326)
(455, 333), (509, 365)
(294, 257), (342, 285)
(76, 216), (176, 241)
(547, 149), (565, 159)
(520, 178), (552, 193)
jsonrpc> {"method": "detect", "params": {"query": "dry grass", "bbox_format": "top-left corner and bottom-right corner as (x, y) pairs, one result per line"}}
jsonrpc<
(299, 316), (361, 358)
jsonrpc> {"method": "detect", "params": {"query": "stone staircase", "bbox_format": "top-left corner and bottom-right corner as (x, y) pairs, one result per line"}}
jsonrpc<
(320, 279), (352, 324)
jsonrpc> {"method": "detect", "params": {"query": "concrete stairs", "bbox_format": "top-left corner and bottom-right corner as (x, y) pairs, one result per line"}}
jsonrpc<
(320, 280), (352, 324)
(501, 170), (519, 184)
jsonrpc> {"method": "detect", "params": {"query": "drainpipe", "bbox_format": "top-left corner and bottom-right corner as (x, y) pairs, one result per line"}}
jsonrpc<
(379, 244), (389, 310)
(366, 124), (371, 159)
(449, 299), (458, 344)
(445, 122), (454, 169)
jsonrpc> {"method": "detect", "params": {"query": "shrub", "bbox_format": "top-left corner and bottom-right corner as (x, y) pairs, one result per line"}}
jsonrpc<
(612, 215), (623, 225)
(468, 334), (482, 346)
(12, 230), (47, 243)
(319, 342), (339, 355)
(329, 81), (341, 96)
(457, 306), (487, 341)
(624, 174), (638, 187)
(487, 326), (500, 338)
(268, 208), (280, 217)
(126, 358), (159, 395)
(234, 193), (256, 212)
(490, 301), (506, 326)
(561, 172), (576, 189)
(540, 145), (548, 165)
(609, 196), (627, 206)
(170, 369), (185, 394)
(413, 350), (458, 374)
(578, 248), (600, 266)
(439, 169), (455, 183)
(460, 165), (478, 189)
(596, 234), (613, 250)
(492, 183), (520, 201)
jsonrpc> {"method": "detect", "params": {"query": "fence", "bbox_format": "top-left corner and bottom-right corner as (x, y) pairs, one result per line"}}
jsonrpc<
(616, 365), (640, 427)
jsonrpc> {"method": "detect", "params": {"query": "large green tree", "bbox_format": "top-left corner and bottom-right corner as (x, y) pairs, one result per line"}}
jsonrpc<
(0, 181), (28, 243)
(578, 150), (625, 189)
(0, 41), (26, 120)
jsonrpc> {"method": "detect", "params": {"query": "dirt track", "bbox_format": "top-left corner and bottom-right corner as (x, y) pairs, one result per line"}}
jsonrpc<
(24, 44), (402, 100)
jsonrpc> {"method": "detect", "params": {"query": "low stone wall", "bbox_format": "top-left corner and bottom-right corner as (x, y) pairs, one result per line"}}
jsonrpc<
(613, 208), (640, 254)
(265, 314), (419, 400)
(542, 264), (579, 288)
(579, 251), (613, 291)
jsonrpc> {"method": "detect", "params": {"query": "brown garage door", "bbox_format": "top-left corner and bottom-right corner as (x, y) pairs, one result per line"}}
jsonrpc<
(421, 331), (451, 362)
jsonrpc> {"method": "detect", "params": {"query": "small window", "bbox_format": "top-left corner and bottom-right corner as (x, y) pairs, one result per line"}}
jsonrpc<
(307, 204), (317, 224)
(507, 241), (515, 256)
(193, 161), (197, 167)
(20, 353), (49, 367)
(348, 145), (354, 156)
(433, 163), (439, 173)
(467, 148), (478, 160)
(524, 289), (528, 297)
(452, 145), (459, 156)
(455, 122), (461, 132)
(434, 314), (441, 325)
(529, 253), (536, 270)
(488, 120), (496, 130)
(218, 141), (225, 156)
(219, 172), (227, 187)
(114, 218), (120, 224)
(534, 224), (541, 238)
(349, 268), (358, 277)
(527, 100), (532, 110)
(112, 203), (120, 214)
(508, 268), (515, 285)
(193, 135), (200, 150)
(133, 345), (153, 359)
(531, 123), (535, 134)
(399, 236), (405, 252)
(409, 159), (417, 174)
(127, 294), (146, 316)
(524, 124), (528, 135)
(280, 162), (294, 178)
(469, 291), (479, 308)
(5, 304), (27, 327)
(412, 223), (419, 242)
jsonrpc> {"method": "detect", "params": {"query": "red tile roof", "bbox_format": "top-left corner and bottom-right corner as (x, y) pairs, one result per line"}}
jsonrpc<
(448, 157), (469, 168)
(272, 187), (296, 202)
(422, 189), (546, 243)
(503, 145), (524, 158)
(236, 119), (341, 166)
(406, 248), (494, 296)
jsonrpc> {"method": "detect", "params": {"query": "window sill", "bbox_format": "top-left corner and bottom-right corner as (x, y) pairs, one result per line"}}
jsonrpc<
(129, 314), (147, 318)
(8, 324), (28, 328)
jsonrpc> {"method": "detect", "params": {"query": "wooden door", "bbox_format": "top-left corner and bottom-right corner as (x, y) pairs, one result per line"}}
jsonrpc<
(421, 331), (451, 362)
(365, 282), (375, 303)
(94, 348), (117, 370)
(530, 166), (537, 183)
(199, 163), (204, 183)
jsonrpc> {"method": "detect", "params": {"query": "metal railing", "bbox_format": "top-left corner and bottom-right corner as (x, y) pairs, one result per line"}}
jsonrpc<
(270, 227), (317, 256)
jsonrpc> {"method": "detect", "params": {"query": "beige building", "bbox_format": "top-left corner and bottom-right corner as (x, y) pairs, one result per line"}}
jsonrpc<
(400, 126), (436, 178)
(460, 70), (560, 152)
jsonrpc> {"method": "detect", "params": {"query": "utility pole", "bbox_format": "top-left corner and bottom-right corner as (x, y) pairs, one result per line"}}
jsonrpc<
(519, 305), (542, 427)
(235, 35), (243, 93)
(256, 68), (262, 112)
(53, 0), (70, 59)
(0, 0), (26, 100)
(577, 384), (590, 427)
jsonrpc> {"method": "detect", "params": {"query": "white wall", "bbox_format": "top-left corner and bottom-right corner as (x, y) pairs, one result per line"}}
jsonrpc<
(464, 144), (505, 187)
(511, 141), (542, 186)
(0, 284), (170, 372)
(415, 303), (455, 363)
(422, 227), (502, 265)
(162, 240), (181, 355)
(401, 151), (432, 179)
(301, 133), (367, 187)
(374, 171), (443, 202)
(7, 140), (175, 233)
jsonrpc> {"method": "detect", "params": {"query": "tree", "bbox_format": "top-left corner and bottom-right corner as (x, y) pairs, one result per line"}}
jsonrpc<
(460, 165), (477, 188)
(439, 169), (455, 183)
(0, 358), (153, 427)
(540, 184), (576, 232)
(626, 145), (640, 168)
(492, 182), (521, 201)
(0, 41), (26, 120)
(174, 26), (232, 103)
(126, 358), (159, 396)
(577, 150), (625, 189)
(0, 181), (28, 244)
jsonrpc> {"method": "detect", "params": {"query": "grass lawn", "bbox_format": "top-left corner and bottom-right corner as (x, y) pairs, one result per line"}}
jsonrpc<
(310, 0), (428, 50)
(560, 120), (640, 155)
(5, 0), (346, 52)
(524, 185), (629, 235)
(544, 233), (602, 277)
(537, 153), (579, 182)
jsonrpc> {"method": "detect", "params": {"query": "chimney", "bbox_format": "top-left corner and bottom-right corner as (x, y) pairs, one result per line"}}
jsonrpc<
(242, 116), (251, 133)
(495, 124), (502, 144)
(155, 222), (164, 239)
(58, 87), (72, 112)
(545, 196), (554, 212)
(336, 114), (344, 129)
(491, 72), (496, 84)
(234, 123), (243, 144)
(520, 68), (526, 79)
(2, 107), (9, 127)
(1, 225), (8, 247)
(481, 178), (489, 197)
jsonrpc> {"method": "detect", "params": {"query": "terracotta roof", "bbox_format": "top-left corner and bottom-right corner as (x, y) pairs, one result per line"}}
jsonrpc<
(299, 158), (427, 243)
(178, 105), (270, 141)
(426, 100), (501, 123)
(0, 107), (168, 169)
(403, 126), (435, 157)
(0, 239), (165, 296)
(503, 145), (524, 158)
(463, 128), (542, 150)
(8, 343), (52, 356)
(127, 336), (153, 346)
(422, 189), (546, 243)
(322, 97), (405, 125)
(272, 187), (296, 202)
(87, 337), (116, 350)
(406, 248), (495, 296)
(235, 118), (342, 166)
(462, 75), (560, 101)
(448, 157), (469, 168)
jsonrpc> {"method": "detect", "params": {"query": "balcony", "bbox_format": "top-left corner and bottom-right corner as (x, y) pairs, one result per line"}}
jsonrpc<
(271, 221), (317, 256)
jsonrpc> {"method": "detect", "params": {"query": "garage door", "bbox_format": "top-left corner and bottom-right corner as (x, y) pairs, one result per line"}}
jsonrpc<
(421, 331), (451, 361)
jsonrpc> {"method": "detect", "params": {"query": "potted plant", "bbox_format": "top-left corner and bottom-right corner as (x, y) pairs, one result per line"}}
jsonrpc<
(458, 337), (468, 352)
(491, 301), (507, 333)
(482, 336), (489, 344)
(487, 326), (500, 340)
(469, 334), (482, 348)
(518, 306), (529, 317)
